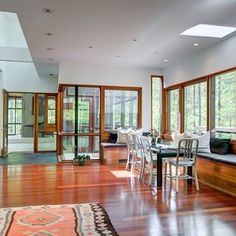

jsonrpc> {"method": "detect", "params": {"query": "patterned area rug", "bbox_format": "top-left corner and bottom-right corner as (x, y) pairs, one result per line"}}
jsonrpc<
(0, 203), (118, 236)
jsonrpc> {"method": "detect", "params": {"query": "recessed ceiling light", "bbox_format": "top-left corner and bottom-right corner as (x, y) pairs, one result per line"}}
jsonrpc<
(164, 59), (168, 62)
(155, 51), (158, 54)
(181, 24), (236, 38)
(193, 43), (199, 46)
(42, 8), (54, 14)
(89, 46), (93, 49)
(45, 33), (53, 36)
(48, 58), (54, 61)
(46, 48), (53, 51)
(116, 56), (120, 58)
(49, 73), (54, 76)
(133, 39), (137, 42)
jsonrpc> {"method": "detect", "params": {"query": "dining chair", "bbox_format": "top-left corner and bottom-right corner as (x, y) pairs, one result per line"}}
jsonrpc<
(164, 138), (199, 193)
(125, 133), (134, 170)
(130, 134), (143, 178)
(139, 136), (157, 186)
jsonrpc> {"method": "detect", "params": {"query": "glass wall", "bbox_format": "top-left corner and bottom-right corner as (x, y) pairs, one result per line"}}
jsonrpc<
(168, 89), (180, 131)
(151, 76), (162, 132)
(105, 90), (138, 130)
(184, 81), (207, 133)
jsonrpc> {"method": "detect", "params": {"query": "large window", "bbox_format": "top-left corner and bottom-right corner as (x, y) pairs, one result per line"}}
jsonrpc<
(168, 89), (180, 131)
(184, 81), (207, 132)
(8, 96), (22, 135)
(105, 89), (138, 130)
(151, 76), (162, 131)
(211, 70), (236, 134)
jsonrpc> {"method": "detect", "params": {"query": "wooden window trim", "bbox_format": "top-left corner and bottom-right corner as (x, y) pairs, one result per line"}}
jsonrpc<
(163, 67), (236, 139)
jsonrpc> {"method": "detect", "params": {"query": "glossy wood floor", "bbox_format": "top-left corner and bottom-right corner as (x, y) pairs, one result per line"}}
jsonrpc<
(0, 162), (236, 236)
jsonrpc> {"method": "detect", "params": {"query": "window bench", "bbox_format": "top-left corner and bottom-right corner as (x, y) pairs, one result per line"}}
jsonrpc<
(101, 143), (128, 165)
(197, 153), (236, 196)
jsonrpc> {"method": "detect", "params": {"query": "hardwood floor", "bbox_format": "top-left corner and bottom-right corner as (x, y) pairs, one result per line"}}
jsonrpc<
(0, 162), (236, 236)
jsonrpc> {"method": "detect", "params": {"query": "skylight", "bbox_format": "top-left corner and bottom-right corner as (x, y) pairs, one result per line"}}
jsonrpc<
(180, 24), (236, 38)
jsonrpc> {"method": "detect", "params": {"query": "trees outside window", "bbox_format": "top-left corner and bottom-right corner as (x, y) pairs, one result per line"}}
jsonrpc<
(211, 71), (236, 134)
(168, 89), (180, 131)
(152, 76), (162, 132)
(184, 81), (207, 133)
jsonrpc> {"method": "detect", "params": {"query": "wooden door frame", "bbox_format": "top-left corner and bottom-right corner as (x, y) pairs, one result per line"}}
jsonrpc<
(1, 89), (8, 157)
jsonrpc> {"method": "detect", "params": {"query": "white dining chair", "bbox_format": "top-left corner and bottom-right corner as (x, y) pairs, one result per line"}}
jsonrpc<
(139, 136), (157, 186)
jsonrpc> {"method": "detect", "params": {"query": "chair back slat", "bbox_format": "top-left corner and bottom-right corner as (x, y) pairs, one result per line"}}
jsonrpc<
(176, 138), (199, 164)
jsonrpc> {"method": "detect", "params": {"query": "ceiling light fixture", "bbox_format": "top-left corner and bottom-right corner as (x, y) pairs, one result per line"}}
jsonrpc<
(133, 39), (137, 42)
(89, 46), (93, 49)
(193, 43), (199, 46)
(49, 73), (54, 76)
(181, 24), (236, 38)
(46, 48), (53, 50)
(48, 58), (54, 61)
(42, 8), (54, 14)
(155, 51), (158, 54)
(45, 33), (53, 36)
(164, 59), (168, 62)
(116, 56), (120, 58)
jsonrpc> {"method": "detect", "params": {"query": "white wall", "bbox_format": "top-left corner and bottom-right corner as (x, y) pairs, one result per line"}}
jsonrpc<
(5, 62), (58, 93)
(59, 62), (163, 130)
(164, 35), (236, 87)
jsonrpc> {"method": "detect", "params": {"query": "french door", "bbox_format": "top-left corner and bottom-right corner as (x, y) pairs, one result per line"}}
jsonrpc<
(60, 86), (100, 160)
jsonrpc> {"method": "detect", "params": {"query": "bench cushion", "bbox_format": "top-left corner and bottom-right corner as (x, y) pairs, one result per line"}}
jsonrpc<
(198, 153), (236, 166)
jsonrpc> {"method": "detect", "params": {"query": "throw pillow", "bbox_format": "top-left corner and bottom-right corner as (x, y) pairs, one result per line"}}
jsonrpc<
(131, 128), (144, 137)
(109, 132), (118, 143)
(193, 131), (211, 153)
(116, 128), (132, 144)
(172, 131), (191, 148)
(210, 138), (230, 155)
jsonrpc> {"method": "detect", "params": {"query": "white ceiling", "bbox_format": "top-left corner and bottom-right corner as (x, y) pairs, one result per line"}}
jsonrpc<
(1, 0), (236, 77)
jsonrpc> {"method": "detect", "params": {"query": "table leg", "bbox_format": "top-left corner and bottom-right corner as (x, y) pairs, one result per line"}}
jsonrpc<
(157, 154), (162, 187)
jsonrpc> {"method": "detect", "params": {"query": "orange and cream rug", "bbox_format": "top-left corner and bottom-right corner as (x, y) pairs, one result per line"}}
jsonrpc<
(0, 203), (118, 236)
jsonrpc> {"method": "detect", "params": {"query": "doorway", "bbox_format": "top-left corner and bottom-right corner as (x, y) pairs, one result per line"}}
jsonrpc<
(2, 92), (57, 155)
(59, 86), (100, 160)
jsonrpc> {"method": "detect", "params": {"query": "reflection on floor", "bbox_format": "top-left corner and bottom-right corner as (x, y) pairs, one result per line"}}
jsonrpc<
(0, 152), (58, 165)
(60, 153), (99, 161)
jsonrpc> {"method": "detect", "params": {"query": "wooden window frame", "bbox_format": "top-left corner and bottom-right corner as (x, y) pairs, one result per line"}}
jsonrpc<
(163, 66), (236, 139)
(45, 94), (57, 129)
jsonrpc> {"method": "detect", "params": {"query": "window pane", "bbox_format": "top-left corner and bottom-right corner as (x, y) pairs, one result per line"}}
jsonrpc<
(168, 89), (179, 131)
(48, 110), (56, 124)
(8, 109), (15, 123)
(16, 98), (22, 108)
(8, 98), (15, 108)
(16, 124), (22, 135)
(105, 90), (138, 130)
(48, 97), (56, 109)
(78, 87), (100, 133)
(211, 71), (236, 133)
(8, 124), (15, 135)
(184, 81), (207, 132)
(63, 87), (76, 132)
(16, 109), (22, 123)
(152, 77), (162, 131)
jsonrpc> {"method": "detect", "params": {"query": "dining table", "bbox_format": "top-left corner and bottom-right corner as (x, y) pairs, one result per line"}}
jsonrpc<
(151, 143), (193, 188)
